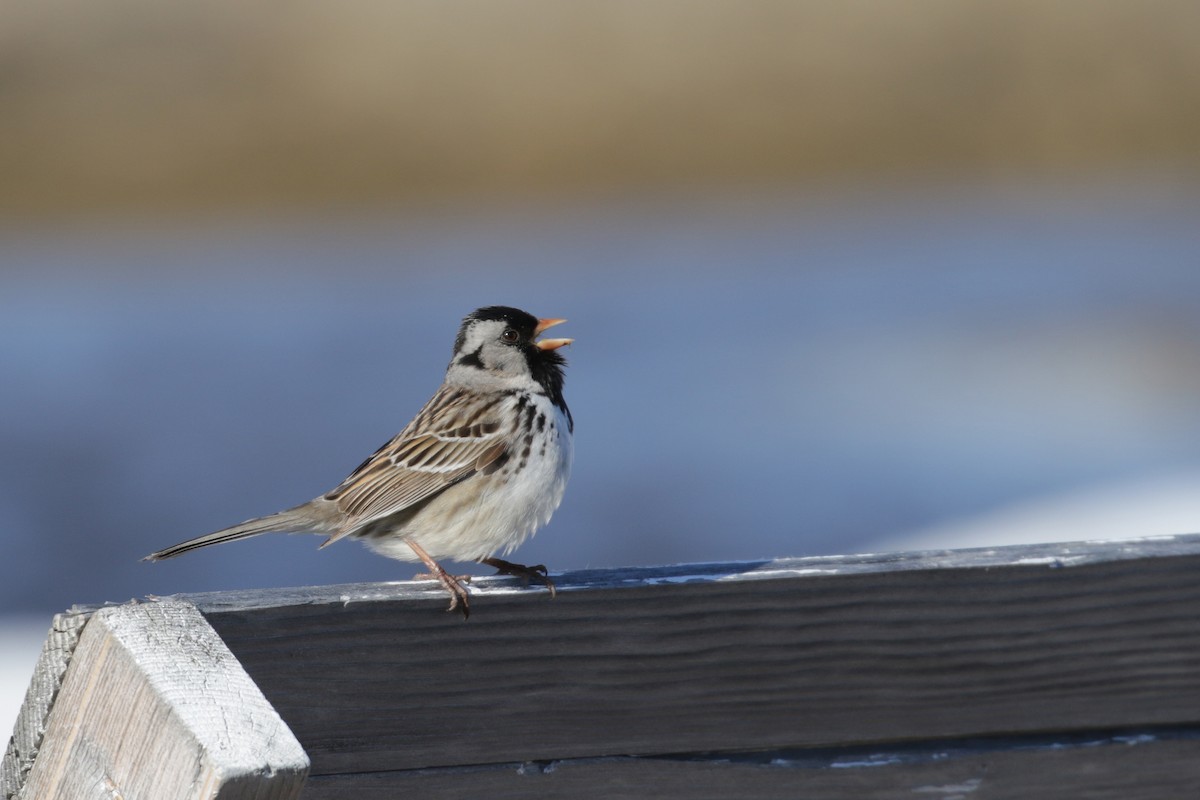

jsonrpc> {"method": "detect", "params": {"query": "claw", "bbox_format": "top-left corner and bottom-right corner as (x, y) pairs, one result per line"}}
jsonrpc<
(442, 576), (471, 619)
(480, 557), (558, 598)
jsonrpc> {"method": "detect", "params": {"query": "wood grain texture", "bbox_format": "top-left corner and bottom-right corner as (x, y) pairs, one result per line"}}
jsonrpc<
(190, 535), (1200, 778)
(18, 600), (308, 800)
(2, 612), (87, 800)
(298, 732), (1200, 799)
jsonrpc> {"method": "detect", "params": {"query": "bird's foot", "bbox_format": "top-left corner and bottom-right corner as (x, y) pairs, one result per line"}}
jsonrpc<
(480, 557), (557, 598)
(405, 538), (471, 618)
(421, 566), (471, 618)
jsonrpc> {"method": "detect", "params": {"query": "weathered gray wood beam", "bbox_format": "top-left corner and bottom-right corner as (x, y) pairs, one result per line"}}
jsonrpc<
(297, 731), (1200, 799)
(192, 536), (1200, 778)
(7, 534), (1200, 799)
(15, 600), (308, 800)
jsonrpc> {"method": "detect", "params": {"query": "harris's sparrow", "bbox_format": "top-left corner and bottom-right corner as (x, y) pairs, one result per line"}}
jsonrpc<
(146, 306), (574, 618)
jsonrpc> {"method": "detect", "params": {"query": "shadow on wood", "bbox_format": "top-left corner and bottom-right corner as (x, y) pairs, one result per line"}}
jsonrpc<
(7, 535), (1200, 799)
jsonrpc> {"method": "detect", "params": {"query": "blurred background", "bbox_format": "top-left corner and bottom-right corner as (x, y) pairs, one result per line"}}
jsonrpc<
(4, 0), (1200, 731)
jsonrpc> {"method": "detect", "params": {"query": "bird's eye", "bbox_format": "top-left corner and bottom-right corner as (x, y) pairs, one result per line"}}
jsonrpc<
(500, 328), (520, 344)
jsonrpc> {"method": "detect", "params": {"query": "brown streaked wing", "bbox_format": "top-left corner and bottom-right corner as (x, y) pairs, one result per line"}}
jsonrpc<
(330, 435), (504, 521)
(323, 387), (510, 529)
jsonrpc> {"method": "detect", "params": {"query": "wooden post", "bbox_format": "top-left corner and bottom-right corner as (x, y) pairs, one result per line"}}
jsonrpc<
(13, 600), (308, 800)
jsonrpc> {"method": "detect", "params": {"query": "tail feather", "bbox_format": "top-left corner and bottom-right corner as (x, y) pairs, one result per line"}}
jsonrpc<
(144, 505), (328, 561)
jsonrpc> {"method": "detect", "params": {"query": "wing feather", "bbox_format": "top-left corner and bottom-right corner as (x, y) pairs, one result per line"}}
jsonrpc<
(323, 387), (510, 530)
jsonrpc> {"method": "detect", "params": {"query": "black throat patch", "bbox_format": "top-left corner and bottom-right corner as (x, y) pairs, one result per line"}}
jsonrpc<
(457, 345), (485, 370)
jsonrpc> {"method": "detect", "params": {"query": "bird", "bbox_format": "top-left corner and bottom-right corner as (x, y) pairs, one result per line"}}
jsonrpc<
(145, 306), (574, 618)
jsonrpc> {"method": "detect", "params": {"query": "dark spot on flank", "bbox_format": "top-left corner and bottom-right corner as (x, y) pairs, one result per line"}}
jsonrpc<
(535, 413), (546, 432)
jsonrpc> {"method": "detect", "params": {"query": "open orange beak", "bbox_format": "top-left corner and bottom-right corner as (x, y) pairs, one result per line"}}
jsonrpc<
(534, 317), (573, 351)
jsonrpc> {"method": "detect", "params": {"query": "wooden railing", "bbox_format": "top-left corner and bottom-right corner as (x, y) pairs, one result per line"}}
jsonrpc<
(6, 535), (1200, 799)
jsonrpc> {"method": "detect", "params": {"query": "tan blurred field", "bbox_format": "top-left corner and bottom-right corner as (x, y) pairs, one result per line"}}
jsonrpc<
(3, 0), (1199, 218)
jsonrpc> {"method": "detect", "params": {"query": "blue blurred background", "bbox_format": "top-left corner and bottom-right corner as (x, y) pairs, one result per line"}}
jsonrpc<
(4, 1), (1200, 729)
